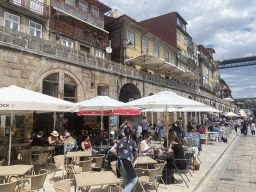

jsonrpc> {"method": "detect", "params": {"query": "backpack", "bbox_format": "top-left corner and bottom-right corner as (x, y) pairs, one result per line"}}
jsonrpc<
(221, 137), (228, 143)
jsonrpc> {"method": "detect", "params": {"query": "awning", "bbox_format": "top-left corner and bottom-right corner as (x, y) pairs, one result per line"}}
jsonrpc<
(125, 53), (183, 75)
(52, 7), (109, 34)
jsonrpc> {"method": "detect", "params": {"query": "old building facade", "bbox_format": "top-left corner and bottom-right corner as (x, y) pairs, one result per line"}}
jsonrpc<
(0, 1), (237, 135)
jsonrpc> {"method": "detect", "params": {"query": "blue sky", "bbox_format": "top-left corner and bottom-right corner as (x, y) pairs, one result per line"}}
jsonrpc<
(101, 0), (256, 99)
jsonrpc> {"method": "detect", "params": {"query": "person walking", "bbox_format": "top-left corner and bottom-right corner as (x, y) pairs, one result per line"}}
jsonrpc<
(242, 119), (248, 136)
(250, 121), (255, 136)
(113, 127), (138, 192)
(158, 121), (164, 141)
(173, 117), (183, 139)
(140, 116), (149, 139)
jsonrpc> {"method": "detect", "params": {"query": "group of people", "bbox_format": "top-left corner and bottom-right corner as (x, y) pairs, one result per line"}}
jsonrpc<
(234, 118), (255, 136)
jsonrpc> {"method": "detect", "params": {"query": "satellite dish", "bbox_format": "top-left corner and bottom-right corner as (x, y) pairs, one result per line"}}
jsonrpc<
(106, 47), (112, 53)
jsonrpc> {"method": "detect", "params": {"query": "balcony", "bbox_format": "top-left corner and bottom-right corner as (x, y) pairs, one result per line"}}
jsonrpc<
(0, 0), (49, 19)
(187, 57), (195, 66)
(51, 18), (109, 49)
(178, 54), (187, 65)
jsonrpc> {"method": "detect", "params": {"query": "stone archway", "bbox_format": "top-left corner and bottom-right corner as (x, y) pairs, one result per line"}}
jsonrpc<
(119, 83), (142, 126)
(119, 83), (141, 103)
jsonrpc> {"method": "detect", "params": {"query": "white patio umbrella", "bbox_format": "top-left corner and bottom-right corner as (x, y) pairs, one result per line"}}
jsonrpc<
(224, 97), (234, 102)
(225, 112), (239, 117)
(77, 96), (128, 130)
(124, 91), (208, 109)
(124, 91), (208, 143)
(0, 85), (80, 165)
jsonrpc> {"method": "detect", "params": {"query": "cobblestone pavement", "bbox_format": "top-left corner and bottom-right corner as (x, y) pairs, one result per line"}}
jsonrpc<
(197, 133), (256, 192)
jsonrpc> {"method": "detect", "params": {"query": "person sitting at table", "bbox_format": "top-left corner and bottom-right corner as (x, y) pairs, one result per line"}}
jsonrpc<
(47, 131), (60, 144)
(197, 125), (205, 134)
(95, 132), (107, 146)
(81, 135), (95, 152)
(167, 135), (186, 184)
(112, 126), (138, 192)
(30, 131), (37, 146)
(32, 131), (47, 147)
(139, 133), (152, 156)
(64, 132), (77, 154)
(213, 125), (220, 132)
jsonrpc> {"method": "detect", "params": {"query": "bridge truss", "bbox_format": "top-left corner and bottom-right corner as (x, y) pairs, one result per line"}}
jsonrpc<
(219, 56), (256, 69)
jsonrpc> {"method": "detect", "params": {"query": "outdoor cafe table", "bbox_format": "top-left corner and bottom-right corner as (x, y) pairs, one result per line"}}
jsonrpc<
(65, 151), (92, 175)
(205, 132), (219, 145)
(0, 165), (34, 191)
(75, 171), (121, 192)
(49, 143), (64, 155)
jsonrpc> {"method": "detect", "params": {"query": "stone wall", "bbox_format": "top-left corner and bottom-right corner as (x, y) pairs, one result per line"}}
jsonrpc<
(0, 25), (236, 112)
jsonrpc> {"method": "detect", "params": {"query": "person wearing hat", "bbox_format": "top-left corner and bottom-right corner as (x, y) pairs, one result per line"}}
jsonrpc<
(64, 132), (77, 154)
(48, 130), (60, 145)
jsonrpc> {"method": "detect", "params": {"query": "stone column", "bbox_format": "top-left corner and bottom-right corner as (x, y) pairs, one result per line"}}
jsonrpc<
(174, 112), (177, 122)
(195, 112), (198, 125)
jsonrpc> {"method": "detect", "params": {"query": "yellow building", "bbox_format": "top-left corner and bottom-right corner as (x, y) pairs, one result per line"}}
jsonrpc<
(105, 14), (179, 76)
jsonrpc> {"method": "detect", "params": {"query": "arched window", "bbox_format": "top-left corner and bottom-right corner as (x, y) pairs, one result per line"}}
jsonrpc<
(43, 73), (58, 97)
(64, 75), (77, 102)
(42, 73), (77, 102)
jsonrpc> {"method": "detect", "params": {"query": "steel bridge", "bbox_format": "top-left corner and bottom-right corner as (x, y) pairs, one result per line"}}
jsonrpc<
(219, 56), (256, 69)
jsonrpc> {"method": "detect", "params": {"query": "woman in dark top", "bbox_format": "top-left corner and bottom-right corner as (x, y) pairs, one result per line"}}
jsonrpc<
(167, 135), (186, 183)
(113, 126), (138, 192)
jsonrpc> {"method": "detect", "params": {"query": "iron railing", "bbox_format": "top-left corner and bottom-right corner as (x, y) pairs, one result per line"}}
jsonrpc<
(9, 0), (49, 18)
(51, 18), (109, 49)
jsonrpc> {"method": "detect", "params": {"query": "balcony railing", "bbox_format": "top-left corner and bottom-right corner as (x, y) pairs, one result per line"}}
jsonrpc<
(9, 0), (49, 18)
(51, 18), (109, 49)
(187, 57), (195, 66)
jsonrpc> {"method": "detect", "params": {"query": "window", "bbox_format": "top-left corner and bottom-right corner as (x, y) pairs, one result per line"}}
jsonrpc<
(61, 39), (73, 48)
(164, 51), (169, 62)
(177, 18), (180, 25)
(43, 74), (58, 97)
(30, 0), (43, 15)
(96, 50), (105, 59)
(4, 12), (20, 31)
(97, 84), (108, 96)
(91, 5), (99, 19)
(177, 32), (181, 41)
(184, 38), (187, 46)
(142, 39), (148, 53)
(154, 46), (159, 57)
(80, 45), (90, 53)
(183, 24), (186, 31)
(79, 0), (88, 13)
(29, 21), (42, 38)
(65, 0), (75, 7)
(64, 75), (77, 102)
(43, 73), (77, 102)
(127, 31), (135, 48)
(171, 54), (176, 64)
(13, 0), (21, 6)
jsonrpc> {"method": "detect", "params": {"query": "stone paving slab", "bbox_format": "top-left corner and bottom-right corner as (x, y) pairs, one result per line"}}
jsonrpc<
(39, 129), (238, 192)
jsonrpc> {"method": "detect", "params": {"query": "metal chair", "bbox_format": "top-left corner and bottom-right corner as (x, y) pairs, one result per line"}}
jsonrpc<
(0, 180), (17, 192)
(171, 159), (191, 188)
(54, 179), (72, 192)
(90, 154), (105, 171)
(73, 160), (92, 174)
(51, 155), (66, 181)
(137, 165), (160, 192)
(22, 169), (48, 191)
(154, 160), (167, 189)
(31, 153), (49, 172)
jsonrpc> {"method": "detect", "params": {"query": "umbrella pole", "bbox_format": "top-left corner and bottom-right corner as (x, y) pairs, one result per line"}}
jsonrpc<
(8, 111), (14, 166)
(101, 108), (103, 131)
(53, 112), (56, 131)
